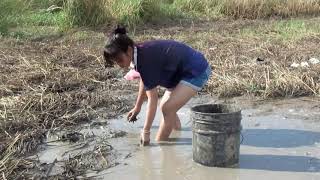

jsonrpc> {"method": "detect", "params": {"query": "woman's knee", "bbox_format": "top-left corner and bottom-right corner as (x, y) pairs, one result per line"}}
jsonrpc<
(159, 101), (165, 111)
(159, 91), (171, 110)
(161, 102), (177, 117)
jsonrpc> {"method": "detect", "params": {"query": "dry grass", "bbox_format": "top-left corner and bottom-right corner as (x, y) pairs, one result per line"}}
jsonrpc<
(202, 34), (320, 97)
(0, 37), (134, 179)
(222, 0), (320, 19)
(174, 0), (320, 19)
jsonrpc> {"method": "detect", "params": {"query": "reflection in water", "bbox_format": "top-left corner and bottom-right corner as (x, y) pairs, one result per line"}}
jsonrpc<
(242, 129), (320, 148)
(136, 145), (242, 180)
(139, 147), (154, 180)
(240, 154), (320, 172)
(160, 146), (181, 179)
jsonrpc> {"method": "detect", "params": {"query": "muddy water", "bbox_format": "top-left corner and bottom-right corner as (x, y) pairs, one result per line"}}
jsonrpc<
(36, 96), (320, 179)
(83, 96), (320, 180)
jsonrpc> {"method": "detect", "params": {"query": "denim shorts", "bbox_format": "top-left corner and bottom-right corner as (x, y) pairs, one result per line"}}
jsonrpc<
(180, 66), (212, 91)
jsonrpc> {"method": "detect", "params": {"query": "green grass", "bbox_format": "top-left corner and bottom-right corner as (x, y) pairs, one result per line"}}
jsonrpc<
(0, 0), (67, 37)
(62, 0), (178, 28)
(172, 0), (224, 19)
(8, 26), (63, 40)
(28, 0), (64, 8)
(239, 19), (320, 41)
(64, 0), (111, 28)
(273, 20), (320, 40)
(2, 11), (67, 39)
(22, 11), (66, 26)
(0, 0), (27, 35)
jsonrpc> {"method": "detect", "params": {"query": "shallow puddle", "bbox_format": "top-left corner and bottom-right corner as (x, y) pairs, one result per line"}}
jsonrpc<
(91, 96), (320, 180)
(35, 96), (320, 179)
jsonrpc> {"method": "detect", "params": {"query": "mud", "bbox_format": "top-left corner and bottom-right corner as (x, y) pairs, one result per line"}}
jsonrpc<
(33, 95), (320, 179)
(96, 96), (320, 180)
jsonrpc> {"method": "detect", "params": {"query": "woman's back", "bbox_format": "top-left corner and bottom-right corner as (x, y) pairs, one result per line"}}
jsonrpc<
(137, 40), (208, 90)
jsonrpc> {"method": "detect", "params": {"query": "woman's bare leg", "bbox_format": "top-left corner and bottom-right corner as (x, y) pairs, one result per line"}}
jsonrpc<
(156, 83), (197, 141)
(159, 90), (181, 131)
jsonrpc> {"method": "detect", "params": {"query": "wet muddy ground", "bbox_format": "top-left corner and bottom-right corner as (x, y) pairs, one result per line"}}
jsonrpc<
(34, 95), (320, 179)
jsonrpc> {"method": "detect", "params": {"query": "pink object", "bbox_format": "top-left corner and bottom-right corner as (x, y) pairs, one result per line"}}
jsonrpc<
(124, 69), (141, 80)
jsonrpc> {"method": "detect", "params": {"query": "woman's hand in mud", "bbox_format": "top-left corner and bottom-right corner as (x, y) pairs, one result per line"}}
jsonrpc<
(127, 107), (140, 123)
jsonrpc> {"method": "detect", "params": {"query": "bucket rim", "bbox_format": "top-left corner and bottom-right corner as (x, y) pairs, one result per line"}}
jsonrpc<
(191, 103), (241, 115)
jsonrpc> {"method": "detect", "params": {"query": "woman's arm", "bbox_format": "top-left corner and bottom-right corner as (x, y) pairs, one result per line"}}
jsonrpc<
(135, 79), (147, 110)
(143, 87), (158, 131)
(127, 79), (146, 121)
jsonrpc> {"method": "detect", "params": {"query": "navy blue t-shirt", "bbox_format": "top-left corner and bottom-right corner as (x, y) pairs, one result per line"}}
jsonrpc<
(135, 40), (208, 90)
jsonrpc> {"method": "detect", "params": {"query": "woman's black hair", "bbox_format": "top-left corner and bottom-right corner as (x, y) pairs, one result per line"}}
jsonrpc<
(104, 25), (134, 67)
